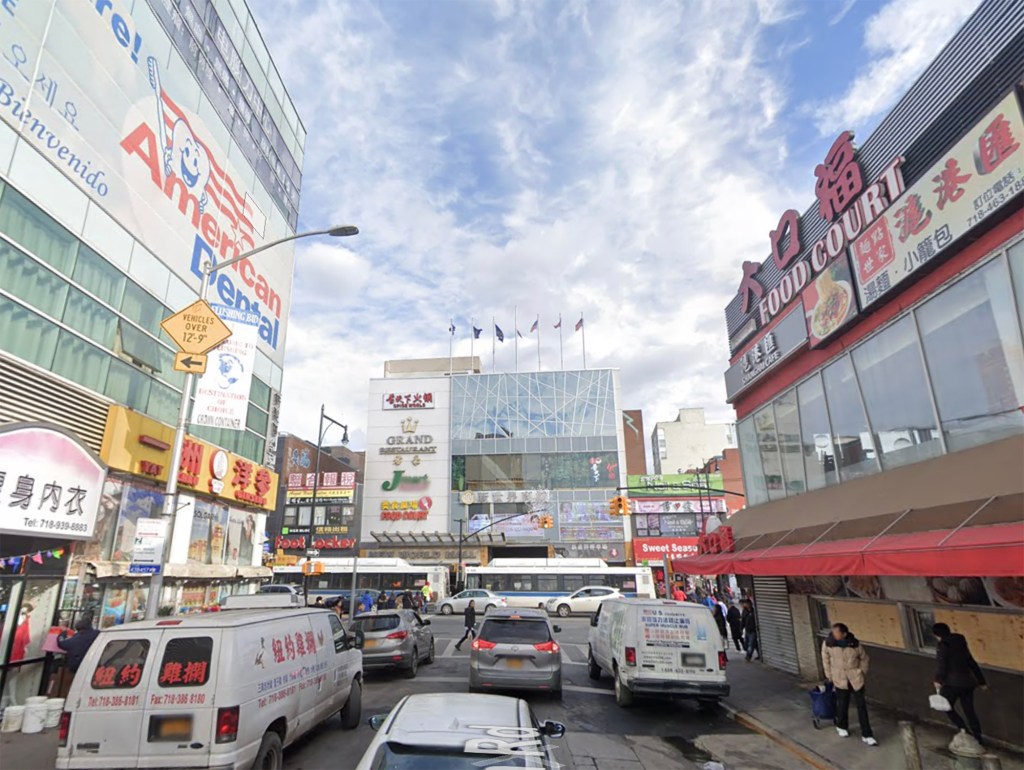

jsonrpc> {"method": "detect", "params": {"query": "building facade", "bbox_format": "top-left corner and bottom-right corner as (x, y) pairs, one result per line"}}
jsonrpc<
(0, 0), (301, 705)
(682, 0), (1024, 745)
(621, 409), (647, 475)
(360, 365), (630, 569)
(650, 408), (736, 475)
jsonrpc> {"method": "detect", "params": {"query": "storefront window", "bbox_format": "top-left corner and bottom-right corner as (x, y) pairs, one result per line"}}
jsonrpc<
(189, 501), (213, 563)
(774, 390), (805, 496)
(852, 316), (942, 470)
(754, 406), (785, 501)
(0, 581), (23, 669)
(797, 374), (837, 491)
(917, 259), (1024, 451)
(1010, 241), (1024, 329)
(737, 417), (768, 506)
(822, 355), (879, 480)
(208, 503), (229, 565)
(110, 483), (166, 562)
(78, 479), (123, 561)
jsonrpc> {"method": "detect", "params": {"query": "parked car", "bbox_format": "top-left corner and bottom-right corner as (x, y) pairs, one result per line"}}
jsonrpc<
(545, 586), (622, 617)
(348, 609), (434, 678)
(356, 693), (566, 770)
(588, 598), (729, 709)
(56, 596), (362, 770)
(438, 589), (508, 615)
(258, 583), (301, 595)
(469, 608), (562, 697)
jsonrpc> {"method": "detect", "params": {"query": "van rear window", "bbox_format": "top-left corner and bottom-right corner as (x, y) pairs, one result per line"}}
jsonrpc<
(91, 639), (150, 690)
(158, 637), (213, 687)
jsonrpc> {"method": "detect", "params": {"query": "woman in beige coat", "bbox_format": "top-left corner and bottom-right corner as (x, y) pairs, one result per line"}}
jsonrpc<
(821, 622), (877, 746)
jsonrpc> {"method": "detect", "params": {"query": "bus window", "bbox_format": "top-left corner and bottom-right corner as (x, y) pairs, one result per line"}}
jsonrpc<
(562, 574), (585, 592)
(536, 574), (557, 593)
(466, 574), (481, 589)
(589, 574), (607, 586)
(622, 578), (637, 591)
(510, 575), (533, 592)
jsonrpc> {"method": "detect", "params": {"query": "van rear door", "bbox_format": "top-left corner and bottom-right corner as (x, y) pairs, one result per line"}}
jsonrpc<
(66, 629), (162, 768)
(636, 604), (722, 682)
(135, 626), (222, 768)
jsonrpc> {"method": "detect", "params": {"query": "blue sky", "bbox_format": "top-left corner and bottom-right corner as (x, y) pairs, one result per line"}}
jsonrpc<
(249, 0), (981, 448)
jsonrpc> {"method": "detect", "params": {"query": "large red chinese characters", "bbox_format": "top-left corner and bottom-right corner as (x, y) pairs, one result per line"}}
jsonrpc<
(815, 131), (864, 221)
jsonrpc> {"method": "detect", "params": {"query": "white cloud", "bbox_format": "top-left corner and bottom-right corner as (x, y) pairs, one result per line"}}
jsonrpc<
(811, 0), (980, 135)
(829, 0), (857, 26)
(251, 0), (808, 444)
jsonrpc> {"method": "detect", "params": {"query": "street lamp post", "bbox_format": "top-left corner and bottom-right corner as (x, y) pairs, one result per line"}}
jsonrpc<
(145, 225), (359, 620)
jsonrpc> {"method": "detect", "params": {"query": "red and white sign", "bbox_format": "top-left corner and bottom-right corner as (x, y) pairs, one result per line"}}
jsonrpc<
(633, 537), (699, 561)
(383, 393), (434, 410)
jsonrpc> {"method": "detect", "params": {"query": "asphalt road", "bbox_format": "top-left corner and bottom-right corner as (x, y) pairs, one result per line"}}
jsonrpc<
(282, 613), (748, 769)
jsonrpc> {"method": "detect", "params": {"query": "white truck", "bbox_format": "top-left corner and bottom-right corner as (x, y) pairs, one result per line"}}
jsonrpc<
(587, 598), (730, 709)
(56, 597), (362, 770)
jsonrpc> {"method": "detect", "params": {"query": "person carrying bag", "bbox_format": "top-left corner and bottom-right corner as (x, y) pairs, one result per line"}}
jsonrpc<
(821, 622), (877, 747)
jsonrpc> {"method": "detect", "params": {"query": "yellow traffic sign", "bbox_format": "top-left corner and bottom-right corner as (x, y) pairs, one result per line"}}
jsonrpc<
(160, 299), (232, 355)
(173, 352), (208, 374)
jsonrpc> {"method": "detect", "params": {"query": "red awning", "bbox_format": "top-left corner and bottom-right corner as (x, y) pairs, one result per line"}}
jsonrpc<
(671, 521), (1024, 577)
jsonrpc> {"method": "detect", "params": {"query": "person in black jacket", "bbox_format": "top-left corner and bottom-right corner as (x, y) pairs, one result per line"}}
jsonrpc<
(712, 603), (728, 645)
(932, 623), (986, 744)
(454, 600), (477, 651)
(741, 600), (761, 661)
(57, 616), (100, 673)
(726, 603), (744, 651)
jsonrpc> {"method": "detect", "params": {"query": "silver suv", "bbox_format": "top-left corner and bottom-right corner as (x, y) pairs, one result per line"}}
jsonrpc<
(349, 610), (434, 678)
(469, 608), (562, 698)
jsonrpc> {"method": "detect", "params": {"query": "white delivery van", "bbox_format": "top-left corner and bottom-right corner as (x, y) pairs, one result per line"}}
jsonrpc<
(587, 598), (729, 709)
(55, 599), (362, 770)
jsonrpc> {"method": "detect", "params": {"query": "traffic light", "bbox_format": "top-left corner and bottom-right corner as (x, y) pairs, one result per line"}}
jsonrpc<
(609, 495), (630, 517)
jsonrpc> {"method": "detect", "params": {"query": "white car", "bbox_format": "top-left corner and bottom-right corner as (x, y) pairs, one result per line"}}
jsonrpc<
(438, 589), (508, 615)
(546, 586), (622, 617)
(356, 693), (566, 770)
(56, 596), (362, 770)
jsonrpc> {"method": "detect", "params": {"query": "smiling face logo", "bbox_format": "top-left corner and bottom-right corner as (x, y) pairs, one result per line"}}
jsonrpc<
(167, 119), (211, 212)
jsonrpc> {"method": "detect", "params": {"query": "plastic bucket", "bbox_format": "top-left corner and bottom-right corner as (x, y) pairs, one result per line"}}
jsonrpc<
(1, 705), (25, 733)
(24, 696), (48, 705)
(44, 698), (64, 729)
(21, 702), (47, 733)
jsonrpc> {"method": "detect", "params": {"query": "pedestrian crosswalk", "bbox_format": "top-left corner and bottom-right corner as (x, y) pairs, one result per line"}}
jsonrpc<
(434, 637), (590, 664)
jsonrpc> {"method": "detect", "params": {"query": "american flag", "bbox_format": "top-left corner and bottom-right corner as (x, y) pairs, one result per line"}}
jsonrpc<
(575, 316), (584, 332)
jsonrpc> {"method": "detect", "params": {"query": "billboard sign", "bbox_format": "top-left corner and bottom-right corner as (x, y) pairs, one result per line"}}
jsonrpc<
(633, 537), (700, 562)
(802, 254), (859, 348)
(192, 305), (259, 430)
(0, 0), (296, 366)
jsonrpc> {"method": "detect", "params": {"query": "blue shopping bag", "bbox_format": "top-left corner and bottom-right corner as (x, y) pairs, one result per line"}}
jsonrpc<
(809, 682), (836, 728)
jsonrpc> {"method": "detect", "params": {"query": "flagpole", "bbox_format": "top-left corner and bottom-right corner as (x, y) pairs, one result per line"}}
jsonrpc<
(558, 313), (564, 370)
(514, 306), (519, 373)
(536, 314), (541, 371)
(492, 316), (496, 372)
(581, 312), (587, 369)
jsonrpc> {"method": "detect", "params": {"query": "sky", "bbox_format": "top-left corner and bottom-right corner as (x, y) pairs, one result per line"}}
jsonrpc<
(249, 0), (981, 450)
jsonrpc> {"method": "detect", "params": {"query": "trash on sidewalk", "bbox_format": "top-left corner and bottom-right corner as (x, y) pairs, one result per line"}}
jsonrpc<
(949, 730), (986, 758)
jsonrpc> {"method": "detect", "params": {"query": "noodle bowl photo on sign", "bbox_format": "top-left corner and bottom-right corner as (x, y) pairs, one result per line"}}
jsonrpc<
(802, 257), (859, 347)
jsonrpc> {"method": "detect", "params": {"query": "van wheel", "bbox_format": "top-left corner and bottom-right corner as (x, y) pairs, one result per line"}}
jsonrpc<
(340, 678), (361, 729)
(440, 604), (453, 615)
(404, 648), (419, 678)
(613, 665), (634, 708)
(697, 698), (720, 713)
(587, 649), (601, 681)
(252, 731), (283, 770)
(425, 639), (436, 664)
(556, 604), (571, 618)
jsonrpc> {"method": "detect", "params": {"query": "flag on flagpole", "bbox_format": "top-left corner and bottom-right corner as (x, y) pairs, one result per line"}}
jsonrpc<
(449, 320), (456, 335)
(554, 318), (562, 329)
(530, 319), (538, 333)
(495, 325), (504, 342)
(473, 326), (483, 339)
(516, 329), (523, 338)
(575, 316), (584, 332)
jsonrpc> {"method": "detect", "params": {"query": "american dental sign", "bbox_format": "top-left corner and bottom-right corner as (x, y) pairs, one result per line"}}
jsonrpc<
(0, 0), (295, 365)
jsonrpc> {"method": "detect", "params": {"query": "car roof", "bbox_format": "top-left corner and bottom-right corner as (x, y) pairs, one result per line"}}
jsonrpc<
(95, 608), (329, 631)
(384, 693), (527, 747)
(483, 608), (548, 619)
(577, 585), (619, 590)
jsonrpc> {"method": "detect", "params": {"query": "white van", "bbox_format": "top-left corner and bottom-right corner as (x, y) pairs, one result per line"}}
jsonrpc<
(587, 598), (729, 708)
(55, 600), (362, 770)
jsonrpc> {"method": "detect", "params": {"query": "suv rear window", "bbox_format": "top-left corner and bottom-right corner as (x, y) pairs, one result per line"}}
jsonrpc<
(479, 618), (551, 644)
(158, 637), (213, 687)
(91, 639), (150, 689)
(350, 615), (401, 632)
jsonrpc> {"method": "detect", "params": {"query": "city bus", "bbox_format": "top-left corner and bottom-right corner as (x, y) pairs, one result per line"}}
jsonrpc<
(464, 558), (655, 608)
(272, 557), (449, 603)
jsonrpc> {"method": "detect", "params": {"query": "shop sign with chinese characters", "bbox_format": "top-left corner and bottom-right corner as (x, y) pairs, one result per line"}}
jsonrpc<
(382, 393), (434, 410)
(284, 470), (356, 502)
(851, 91), (1024, 308)
(380, 497), (433, 521)
(100, 406), (278, 511)
(0, 424), (106, 540)
(723, 304), (808, 401)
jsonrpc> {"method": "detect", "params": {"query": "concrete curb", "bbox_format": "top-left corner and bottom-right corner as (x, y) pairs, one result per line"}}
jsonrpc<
(720, 701), (842, 770)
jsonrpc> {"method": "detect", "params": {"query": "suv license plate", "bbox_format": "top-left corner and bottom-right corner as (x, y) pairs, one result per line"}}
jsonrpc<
(681, 653), (706, 667)
(506, 658), (524, 669)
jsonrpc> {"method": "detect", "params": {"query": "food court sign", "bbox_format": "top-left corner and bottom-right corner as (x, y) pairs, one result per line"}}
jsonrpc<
(0, 424), (107, 540)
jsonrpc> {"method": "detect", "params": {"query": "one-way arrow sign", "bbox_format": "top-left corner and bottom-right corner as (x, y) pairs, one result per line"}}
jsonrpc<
(173, 352), (208, 374)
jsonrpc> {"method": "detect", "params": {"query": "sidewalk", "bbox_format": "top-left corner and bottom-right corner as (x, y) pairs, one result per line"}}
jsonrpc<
(721, 655), (1024, 770)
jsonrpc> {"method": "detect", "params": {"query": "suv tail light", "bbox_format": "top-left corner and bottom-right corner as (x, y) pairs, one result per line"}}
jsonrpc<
(625, 646), (636, 666)
(534, 640), (560, 653)
(718, 651), (728, 669)
(472, 639), (496, 651)
(58, 711), (71, 747)
(215, 706), (239, 744)
(386, 630), (408, 640)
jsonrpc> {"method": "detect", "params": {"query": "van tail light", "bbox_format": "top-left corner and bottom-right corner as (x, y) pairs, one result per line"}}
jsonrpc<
(719, 651), (728, 669)
(534, 641), (560, 653)
(386, 630), (408, 640)
(624, 647), (637, 666)
(472, 639), (496, 651)
(215, 706), (239, 744)
(58, 712), (71, 747)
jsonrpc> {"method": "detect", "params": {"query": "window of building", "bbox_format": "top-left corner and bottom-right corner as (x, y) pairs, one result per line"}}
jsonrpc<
(822, 355), (879, 481)
(283, 506), (297, 526)
(1010, 240), (1024, 330)
(51, 330), (110, 392)
(121, 281), (166, 336)
(247, 402), (269, 434)
(298, 506), (312, 526)
(852, 316), (942, 470)
(105, 358), (153, 412)
(0, 186), (78, 274)
(774, 390), (806, 495)
(73, 243), (126, 307)
(63, 287), (118, 347)
(737, 417), (768, 506)
(146, 380), (180, 425)
(908, 607), (937, 652)
(250, 377), (271, 410)
(916, 259), (1024, 451)
(811, 599), (830, 633)
(754, 407), (785, 501)
(0, 240), (69, 318)
(0, 296), (58, 369)
(796, 374), (837, 491)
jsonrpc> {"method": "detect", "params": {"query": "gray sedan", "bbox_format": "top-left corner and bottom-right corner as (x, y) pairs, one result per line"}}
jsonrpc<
(469, 608), (562, 697)
(349, 610), (435, 678)
(438, 589), (508, 615)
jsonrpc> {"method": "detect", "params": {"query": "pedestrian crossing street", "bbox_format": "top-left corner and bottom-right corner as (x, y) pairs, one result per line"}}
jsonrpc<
(433, 636), (591, 664)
